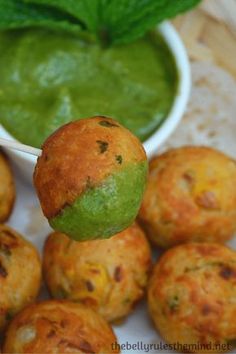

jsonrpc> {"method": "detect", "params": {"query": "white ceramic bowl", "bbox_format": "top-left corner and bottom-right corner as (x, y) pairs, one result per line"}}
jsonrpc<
(0, 21), (191, 183)
(144, 22), (191, 156)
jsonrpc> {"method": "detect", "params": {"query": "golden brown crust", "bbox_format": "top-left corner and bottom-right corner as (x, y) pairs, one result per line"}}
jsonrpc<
(148, 243), (236, 353)
(0, 152), (15, 222)
(34, 116), (146, 219)
(139, 146), (236, 248)
(3, 300), (120, 353)
(43, 223), (152, 323)
(0, 224), (41, 332)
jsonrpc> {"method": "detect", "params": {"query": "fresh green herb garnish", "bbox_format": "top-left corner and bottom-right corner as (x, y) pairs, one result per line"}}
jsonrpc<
(0, 0), (201, 46)
(123, 297), (131, 305)
(0, 244), (11, 257)
(0, 0), (83, 34)
(99, 120), (119, 128)
(54, 286), (69, 299)
(168, 295), (179, 312)
(116, 155), (123, 165)
(96, 140), (109, 153)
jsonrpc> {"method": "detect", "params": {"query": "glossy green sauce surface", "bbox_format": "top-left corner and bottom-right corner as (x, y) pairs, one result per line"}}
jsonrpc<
(0, 28), (178, 147)
(50, 161), (148, 241)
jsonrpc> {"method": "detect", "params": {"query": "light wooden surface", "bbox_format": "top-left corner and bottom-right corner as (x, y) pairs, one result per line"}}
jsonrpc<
(172, 0), (236, 78)
(165, 0), (236, 158)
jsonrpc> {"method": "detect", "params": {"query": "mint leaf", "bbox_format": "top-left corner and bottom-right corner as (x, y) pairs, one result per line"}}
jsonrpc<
(0, 0), (83, 34)
(101, 0), (202, 44)
(0, 0), (201, 45)
(26, 0), (201, 45)
(24, 0), (100, 32)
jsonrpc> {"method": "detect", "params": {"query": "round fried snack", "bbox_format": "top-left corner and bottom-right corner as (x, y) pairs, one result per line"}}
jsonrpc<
(139, 146), (236, 248)
(148, 243), (236, 353)
(34, 116), (147, 241)
(3, 300), (120, 353)
(0, 224), (41, 332)
(43, 223), (151, 323)
(0, 152), (15, 222)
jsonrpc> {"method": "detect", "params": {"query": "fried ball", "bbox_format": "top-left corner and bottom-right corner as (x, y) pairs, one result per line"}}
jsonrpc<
(0, 224), (41, 332)
(0, 152), (15, 222)
(34, 116), (147, 241)
(148, 243), (236, 353)
(3, 300), (120, 353)
(139, 146), (236, 248)
(43, 223), (151, 323)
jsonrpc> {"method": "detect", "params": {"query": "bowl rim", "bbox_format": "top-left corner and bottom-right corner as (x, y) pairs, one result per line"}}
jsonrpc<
(0, 21), (190, 163)
(143, 21), (191, 157)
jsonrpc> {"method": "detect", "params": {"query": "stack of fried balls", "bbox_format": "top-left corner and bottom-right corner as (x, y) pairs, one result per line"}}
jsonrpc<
(2, 117), (236, 354)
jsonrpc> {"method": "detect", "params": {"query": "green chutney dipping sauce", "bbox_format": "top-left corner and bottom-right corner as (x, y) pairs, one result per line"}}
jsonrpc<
(0, 28), (178, 148)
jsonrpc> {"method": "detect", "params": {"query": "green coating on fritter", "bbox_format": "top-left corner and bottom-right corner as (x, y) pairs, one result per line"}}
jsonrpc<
(49, 161), (148, 240)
